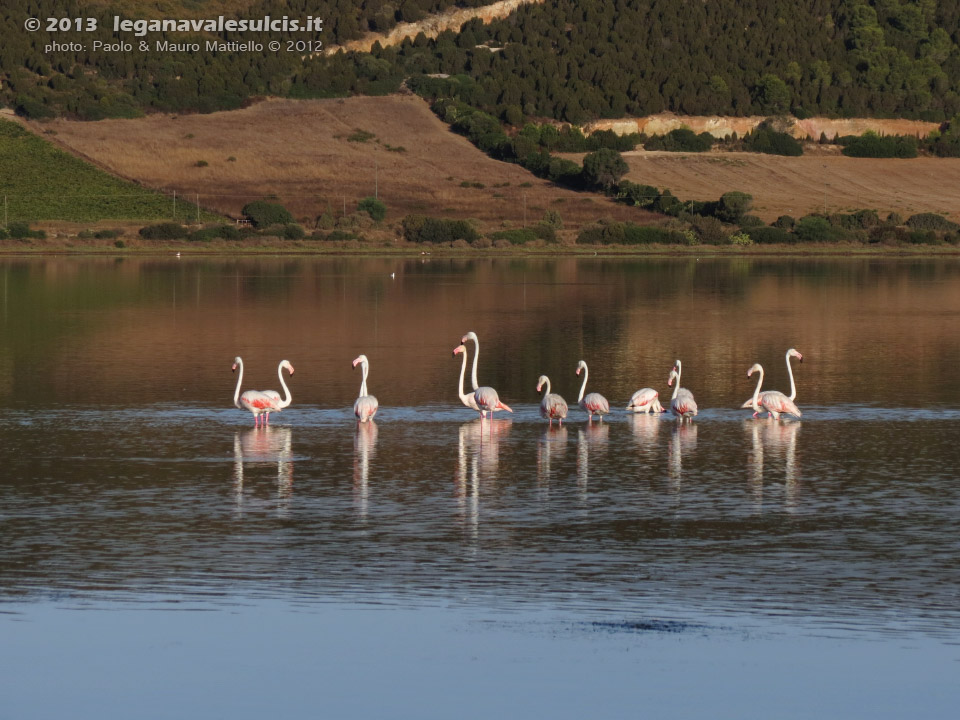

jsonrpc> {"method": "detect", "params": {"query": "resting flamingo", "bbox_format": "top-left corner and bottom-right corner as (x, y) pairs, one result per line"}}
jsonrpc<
(460, 331), (509, 417)
(261, 359), (295, 425)
(667, 359), (698, 421)
(536, 375), (568, 425)
(626, 385), (664, 414)
(576, 360), (610, 422)
(232, 356), (280, 427)
(352, 354), (379, 423)
(741, 348), (803, 419)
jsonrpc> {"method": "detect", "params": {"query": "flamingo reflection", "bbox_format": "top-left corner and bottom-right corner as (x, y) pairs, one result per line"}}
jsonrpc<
(744, 420), (801, 512)
(353, 420), (379, 521)
(627, 413), (661, 460)
(576, 421), (609, 496)
(536, 424), (569, 491)
(232, 426), (294, 516)
(455, 419), (510, 542)
(667, 422), (698, 491)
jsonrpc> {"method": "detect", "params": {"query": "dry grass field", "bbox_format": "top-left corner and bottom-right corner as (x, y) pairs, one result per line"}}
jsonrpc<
(32, 96), (645, 232)
(617, 149), (960, 222)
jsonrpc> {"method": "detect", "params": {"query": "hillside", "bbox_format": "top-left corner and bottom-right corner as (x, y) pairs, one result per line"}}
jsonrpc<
(27, 96), (647, 229)
(0, 115), (218, 224)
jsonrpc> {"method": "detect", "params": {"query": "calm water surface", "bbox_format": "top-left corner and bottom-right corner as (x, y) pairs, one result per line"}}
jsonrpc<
(2, 257), (959, 718)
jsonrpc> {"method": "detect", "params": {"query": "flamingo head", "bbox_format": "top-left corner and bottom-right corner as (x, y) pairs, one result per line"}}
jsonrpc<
(453, 344), (466, 358)
(352, 354), (367, 369)
(788, 348), (803, 363)
(576, 360), (586, 376)
(232, 356), (242, 372)
(461, 331), (478, 345)
(280, 360), (294, 374)
(536, 375), (548, 392)
(667, 369), (678, 387)
(747, 363), (762, 378)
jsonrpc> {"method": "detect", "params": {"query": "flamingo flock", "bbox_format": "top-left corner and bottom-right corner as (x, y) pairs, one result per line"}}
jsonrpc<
(232, 332), (804, 426)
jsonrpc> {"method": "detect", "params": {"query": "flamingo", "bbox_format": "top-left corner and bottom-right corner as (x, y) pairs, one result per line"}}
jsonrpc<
(460, 331), (509, 417)
(667, 359), (698, 421)
(536, 375), (568, 425)
(232, 356), (280, 427)
(626, 386), (664, 414)
(741, 348), (803, 419)
(352, 354), (379, 423)
(453, 343), (482, 415)
(576, 360), (610, 422)
(261, 359), (295, 425)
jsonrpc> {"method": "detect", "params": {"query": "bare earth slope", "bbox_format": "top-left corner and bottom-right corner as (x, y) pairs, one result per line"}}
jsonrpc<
(34, 96), (638, 229)
(618, 150), (960, 222)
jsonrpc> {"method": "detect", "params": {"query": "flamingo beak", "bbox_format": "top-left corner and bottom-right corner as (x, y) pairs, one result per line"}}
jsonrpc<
(536, 383), (542, 392)
(289, 366), (295, 374)
(232, 364), (238, 372)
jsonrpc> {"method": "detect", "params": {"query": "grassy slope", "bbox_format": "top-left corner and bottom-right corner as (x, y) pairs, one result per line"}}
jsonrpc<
(0, 118), (220, 224)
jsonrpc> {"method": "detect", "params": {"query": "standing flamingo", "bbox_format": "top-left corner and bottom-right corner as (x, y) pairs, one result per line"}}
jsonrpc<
(576, 360), (610, 422)
(261, 359), (295, 425)
(453, 343), (482, 415)
(667, 360), (698, 421)
(626, 385), (664, 414)
(352, 354), (379, 423)
(741, 348), (803, 419)
(536, 375), (568, 425)
(460, 331), (509, 417)
(232, 356), (280, 427)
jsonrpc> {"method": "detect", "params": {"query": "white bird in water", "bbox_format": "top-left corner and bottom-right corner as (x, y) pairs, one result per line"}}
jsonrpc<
(352, 354), (379, 423)
(626, 379), (664, 414)
(668, 359), (698, 421)
(232, 356), (282, 427)
(261, 359), (295, 425)
(576, 360), (610, 422)
(742, 349), (803, 419)
(536, 375), (568, 425)
(460, 331), (510, 418)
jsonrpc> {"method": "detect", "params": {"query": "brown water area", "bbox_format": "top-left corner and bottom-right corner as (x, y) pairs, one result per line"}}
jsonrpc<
(2, 257), (959, 718)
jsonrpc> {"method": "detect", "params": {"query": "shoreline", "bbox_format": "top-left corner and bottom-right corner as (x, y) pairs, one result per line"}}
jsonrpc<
(2, 241), (959, 258)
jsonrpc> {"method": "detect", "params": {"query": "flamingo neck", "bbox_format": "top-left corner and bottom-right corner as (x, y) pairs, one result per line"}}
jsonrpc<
(277, 363), (292, 408)
(359, 361), (369, 398)
(469, 337), (479, 391)
(751, 367), (764, 410)
(457, 348), (470, 404)
(786, 351), (798, 401)
(234, 358), (244, 408)
(542, 377), (551, 398)
(578, 365), (588, 403)
(671, 365), (681, 401)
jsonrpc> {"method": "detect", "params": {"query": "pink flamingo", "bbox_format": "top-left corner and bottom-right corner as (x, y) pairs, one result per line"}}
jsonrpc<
(626, 385), (664, 414)
(536, 375), (569, 425)
(460, 331), (510, 418)
(261, 359), (295, 425)
(667, 360), (698, 421)
(576, 360), (610, 422)
(232, 356), (280, 427)
(741, 348), (803, 419)
(352, 354), (379, 423)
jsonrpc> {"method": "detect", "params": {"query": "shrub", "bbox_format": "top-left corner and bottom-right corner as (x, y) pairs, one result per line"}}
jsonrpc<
(7, 222), (46, 239)
(357, 196), (387, 222)
(906, 213), (959, 232)
(729, 231), (753, 246)
(795, 215), (836, 243)
(93, 229), (120, 239)
(581, 148), (628, 190)
(840, 132), (918, 158)
(188, 227), (219, 242)
(139, 222), (188, 240)
(618, 181), (660, 208)
(743, 123), (803, 156)
(739, 214), (765, 227)
(0, 228), (7, 240)
(747, 226), (794, 244)
(643, 128), (714, 152)
(114, 239), (126, 248)
(283, 224), (306, 239)
(774, 215), (796, 230)
(242, 200), (294, 227)
(577, 221), (686, 245)
(690, 215), (728, 245)
(490, 228), (537, 245)
(542, 209), (563, 229)
(195, 160), (209, 167)
(716, 191), (754, 223)
(216, 225), (241, 240)
(402, 215), (479, 244)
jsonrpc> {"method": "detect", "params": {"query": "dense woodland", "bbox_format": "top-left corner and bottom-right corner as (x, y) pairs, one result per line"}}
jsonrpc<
(3, 0), (960, 122)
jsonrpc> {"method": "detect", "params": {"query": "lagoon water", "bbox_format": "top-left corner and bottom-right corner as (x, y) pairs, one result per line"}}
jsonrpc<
(2, 256), (959, 718)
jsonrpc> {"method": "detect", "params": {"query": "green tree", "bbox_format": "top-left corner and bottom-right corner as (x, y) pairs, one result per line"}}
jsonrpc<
(358, 196), (387, 221)
(581, 148), (628, 190)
